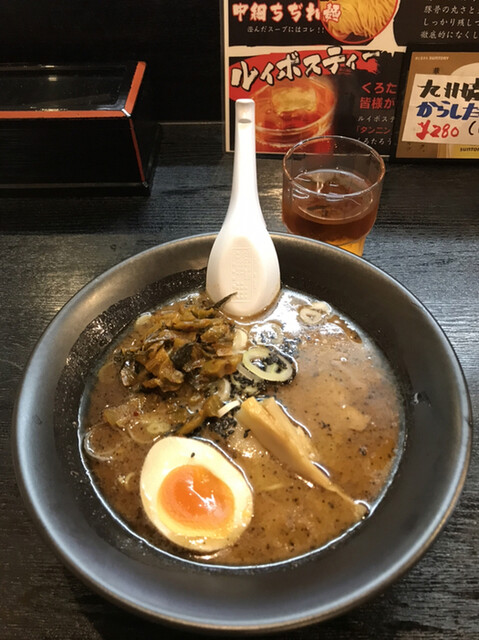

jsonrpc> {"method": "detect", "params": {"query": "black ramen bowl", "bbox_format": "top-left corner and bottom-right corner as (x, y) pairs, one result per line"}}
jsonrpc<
(13, 233), (471, 633)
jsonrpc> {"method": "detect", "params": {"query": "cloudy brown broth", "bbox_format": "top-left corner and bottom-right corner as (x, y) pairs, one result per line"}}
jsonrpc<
(81, 288), (404, 566)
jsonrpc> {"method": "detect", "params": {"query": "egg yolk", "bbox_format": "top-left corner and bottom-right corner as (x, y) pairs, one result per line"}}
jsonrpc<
(159, 464), (235, 530)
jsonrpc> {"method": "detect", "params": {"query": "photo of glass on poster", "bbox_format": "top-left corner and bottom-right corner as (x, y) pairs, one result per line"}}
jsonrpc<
(222, 0), (479, 156)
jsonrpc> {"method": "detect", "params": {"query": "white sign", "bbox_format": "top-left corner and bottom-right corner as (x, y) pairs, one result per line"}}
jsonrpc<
(401, 73), (479, 146)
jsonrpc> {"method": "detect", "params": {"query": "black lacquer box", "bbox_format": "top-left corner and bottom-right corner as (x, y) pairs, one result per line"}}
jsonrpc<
(0, 62), (157, 194)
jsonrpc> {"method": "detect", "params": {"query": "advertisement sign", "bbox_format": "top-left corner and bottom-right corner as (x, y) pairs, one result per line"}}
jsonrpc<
(393, 49), (479, 160)
(222, 0), (479, 156)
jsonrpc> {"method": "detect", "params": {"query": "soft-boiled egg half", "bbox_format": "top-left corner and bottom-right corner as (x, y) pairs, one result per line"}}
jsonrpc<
(140, 436), (254, 552)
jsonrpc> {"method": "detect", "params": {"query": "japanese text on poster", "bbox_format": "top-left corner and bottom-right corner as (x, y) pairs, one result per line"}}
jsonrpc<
(402, 73), (479, 145)
(223, 0), (479, 155)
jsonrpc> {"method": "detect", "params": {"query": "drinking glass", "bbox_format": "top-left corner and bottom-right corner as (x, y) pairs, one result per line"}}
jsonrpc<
(282, 136), (385, 256)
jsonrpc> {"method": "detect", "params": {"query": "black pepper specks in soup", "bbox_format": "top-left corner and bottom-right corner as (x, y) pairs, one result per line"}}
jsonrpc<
(81, 288), (404, 566)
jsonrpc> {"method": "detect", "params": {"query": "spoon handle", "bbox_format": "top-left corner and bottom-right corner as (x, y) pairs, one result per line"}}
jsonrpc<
(227, 99), (262, 222)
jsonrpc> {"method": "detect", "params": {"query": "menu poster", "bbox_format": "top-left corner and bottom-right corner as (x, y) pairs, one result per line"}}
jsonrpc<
(392, 49), (479, 160)
(222, 0), (479, 157)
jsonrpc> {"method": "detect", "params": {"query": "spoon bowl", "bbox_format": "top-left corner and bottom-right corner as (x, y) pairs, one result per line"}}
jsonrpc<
(206, 99), (280, 317)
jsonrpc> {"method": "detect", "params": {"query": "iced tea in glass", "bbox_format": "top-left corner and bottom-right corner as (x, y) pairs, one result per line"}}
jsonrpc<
(255, 78), (336, 153)
(282, 136), (385, 256)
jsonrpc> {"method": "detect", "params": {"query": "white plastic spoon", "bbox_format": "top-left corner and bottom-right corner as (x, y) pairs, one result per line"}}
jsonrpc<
(206, 99), (280, 317)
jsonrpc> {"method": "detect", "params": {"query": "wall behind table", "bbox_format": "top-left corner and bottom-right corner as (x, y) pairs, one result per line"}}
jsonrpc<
(0, 0), (222, 121)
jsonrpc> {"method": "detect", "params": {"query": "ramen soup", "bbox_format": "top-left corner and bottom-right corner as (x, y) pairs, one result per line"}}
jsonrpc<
(81, 288), (404, 566)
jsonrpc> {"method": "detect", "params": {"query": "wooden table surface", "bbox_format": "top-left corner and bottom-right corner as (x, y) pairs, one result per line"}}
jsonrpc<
(1, 123), (478, 639)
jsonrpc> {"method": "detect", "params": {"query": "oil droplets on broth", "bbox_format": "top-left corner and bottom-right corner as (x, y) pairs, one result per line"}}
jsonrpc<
(79, 287), (404, 566)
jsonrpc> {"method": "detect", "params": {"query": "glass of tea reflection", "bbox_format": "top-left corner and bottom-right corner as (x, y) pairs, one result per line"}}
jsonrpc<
(282, 136), (385, 256)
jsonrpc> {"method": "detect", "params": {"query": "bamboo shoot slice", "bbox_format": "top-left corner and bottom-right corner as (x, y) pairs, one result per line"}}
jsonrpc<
(236, 397), (367, 518)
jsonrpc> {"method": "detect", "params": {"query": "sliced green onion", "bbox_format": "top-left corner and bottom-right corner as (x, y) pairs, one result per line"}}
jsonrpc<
(237, 362), (262, 382)
(213, 377), (232, 402)
(299, 301), (332, 325)
(242, 346), (294, 382)
(83, 424), (125, 461)
(134, 313), (152, 328)
(217, 399), (241, 418)
(232, 328), (248, 352)
(311, 301), (332, 314)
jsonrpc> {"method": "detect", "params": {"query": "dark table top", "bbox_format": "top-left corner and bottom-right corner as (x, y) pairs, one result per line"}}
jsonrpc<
(1, 123), (478, 639)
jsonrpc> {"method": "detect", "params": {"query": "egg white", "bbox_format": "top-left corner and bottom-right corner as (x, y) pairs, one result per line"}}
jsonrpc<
(140, 436), (254, 552)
